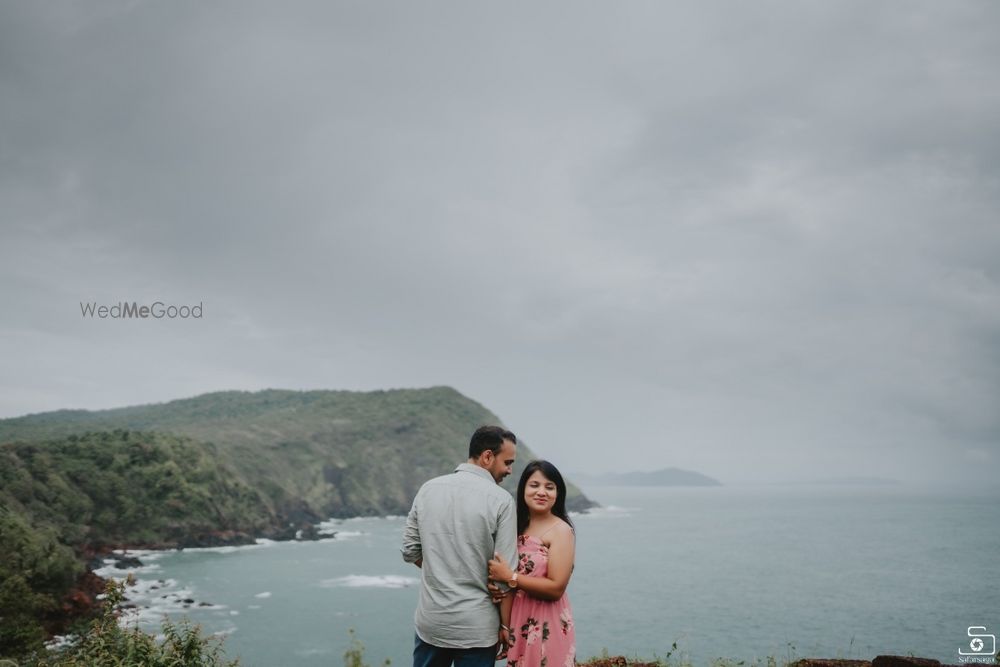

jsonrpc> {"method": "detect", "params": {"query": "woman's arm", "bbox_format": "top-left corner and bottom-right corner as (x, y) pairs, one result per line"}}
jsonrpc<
(488, 523), (575, 601)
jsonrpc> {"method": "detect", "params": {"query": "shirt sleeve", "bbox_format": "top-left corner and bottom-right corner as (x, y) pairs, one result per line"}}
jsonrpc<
(401, 489), (422, 564)
(494, 495), (518, 576)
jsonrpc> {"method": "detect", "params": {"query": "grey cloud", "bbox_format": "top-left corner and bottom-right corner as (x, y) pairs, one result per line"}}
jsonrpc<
(1, 0), (998, 484)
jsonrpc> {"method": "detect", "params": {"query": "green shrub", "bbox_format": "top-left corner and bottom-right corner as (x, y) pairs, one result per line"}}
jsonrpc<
(343, 629), (390, 667)
(30, 577), (238, 667)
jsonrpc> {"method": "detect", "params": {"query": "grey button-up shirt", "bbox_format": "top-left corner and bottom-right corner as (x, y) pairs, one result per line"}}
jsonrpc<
(402, 463), (518, 649)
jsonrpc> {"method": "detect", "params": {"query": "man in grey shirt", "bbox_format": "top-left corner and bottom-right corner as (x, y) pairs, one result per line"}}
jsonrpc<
(402, 425), (518, 667)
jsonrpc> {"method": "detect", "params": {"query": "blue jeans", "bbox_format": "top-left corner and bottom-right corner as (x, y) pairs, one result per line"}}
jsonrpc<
(413, 634), (497, 667)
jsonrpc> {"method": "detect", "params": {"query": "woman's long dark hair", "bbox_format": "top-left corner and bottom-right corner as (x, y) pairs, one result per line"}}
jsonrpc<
(516, 460), (574, 536)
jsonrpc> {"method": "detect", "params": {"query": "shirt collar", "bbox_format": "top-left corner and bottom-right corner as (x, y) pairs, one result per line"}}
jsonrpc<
(455, 462), (496, 483)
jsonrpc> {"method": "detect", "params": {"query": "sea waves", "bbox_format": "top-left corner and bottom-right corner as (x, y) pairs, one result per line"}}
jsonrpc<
(319, 575), (418, 589)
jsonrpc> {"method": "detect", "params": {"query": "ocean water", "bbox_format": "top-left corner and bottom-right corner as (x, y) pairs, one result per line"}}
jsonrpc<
(98, 485), (1000, 667)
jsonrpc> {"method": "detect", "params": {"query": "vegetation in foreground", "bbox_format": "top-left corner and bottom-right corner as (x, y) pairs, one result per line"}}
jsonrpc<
(9, 591), (996, 667)
(576, 644), (1000, 667)
(14, 577), (237, 667)
(578, 644), (797, 667)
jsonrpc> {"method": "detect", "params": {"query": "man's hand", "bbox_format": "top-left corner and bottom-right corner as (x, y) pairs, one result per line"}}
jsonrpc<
(488, 551), (514, 582)
(496, 626), (511, 660)
(487, 582), (507, 604)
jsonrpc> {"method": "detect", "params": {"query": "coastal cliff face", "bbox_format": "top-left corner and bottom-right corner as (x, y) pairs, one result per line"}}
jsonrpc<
(0, 386), (593, 524)
(0, 386), (595, 659)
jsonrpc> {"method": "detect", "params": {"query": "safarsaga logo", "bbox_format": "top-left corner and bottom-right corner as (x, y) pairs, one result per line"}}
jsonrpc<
(80, 301), (204, 319)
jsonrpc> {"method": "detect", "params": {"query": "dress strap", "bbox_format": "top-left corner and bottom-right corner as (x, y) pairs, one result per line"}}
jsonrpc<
(538, 520), (564, 539)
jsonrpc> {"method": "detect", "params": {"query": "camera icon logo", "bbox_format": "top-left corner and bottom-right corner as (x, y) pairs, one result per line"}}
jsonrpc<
(959, 626), (995, 656)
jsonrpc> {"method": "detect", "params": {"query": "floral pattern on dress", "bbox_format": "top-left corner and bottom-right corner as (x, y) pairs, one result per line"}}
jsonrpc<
(506, 534), (575, 667)
(559, 607), (573, 635)
(522, 617), (541, 645)
(517, 536), (537, 575)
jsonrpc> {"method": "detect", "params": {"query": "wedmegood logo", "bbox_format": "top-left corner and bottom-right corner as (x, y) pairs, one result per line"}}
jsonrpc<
(79, 301), (203, 319)
(958, 626), (995, 663)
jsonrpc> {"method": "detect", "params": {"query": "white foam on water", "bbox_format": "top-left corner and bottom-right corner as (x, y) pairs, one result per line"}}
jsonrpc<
(333, 530), (364, 539)
(110, 548), (165, 560)
(119, 596), (199, 626)
(212, 624), (238, 637)
(247, 605), (262, 609)
(319, 574), (418, 589)
(101, 573), (227, 630)
(181, 545), (240, 554)
(94, 560), (164, 578)
(576, 504), (637, 519)
(180, 539), (278, 555)
(254, 591), (272, 598)
(315, 518), (367, 538)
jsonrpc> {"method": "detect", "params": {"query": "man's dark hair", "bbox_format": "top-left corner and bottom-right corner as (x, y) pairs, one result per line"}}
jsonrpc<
(468, 425), (516, 459)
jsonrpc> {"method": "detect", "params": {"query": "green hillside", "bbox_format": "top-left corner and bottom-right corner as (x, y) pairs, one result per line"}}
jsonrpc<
(1, 430), (275, 548)
(0, 386), (593, 519)
(0, 430), (276, 658)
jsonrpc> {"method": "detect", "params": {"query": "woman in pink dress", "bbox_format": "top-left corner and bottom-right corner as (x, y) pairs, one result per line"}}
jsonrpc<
(489, 460), (576, 667)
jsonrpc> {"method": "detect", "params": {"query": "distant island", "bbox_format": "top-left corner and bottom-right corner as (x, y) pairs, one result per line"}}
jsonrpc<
(573, 467), (722, 487)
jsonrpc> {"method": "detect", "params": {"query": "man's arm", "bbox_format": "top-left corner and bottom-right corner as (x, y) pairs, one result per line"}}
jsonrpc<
(496, 499), (516, 662)
(494, 496), (518, 578)
(401, 491), (422, 567)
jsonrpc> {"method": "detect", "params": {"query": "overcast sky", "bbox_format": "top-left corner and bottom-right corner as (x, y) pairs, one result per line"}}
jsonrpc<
(2, 1), (998, 484)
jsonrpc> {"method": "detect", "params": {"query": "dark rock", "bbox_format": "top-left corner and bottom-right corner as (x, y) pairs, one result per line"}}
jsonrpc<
(183, 530), (256, 548)
(262, 521), (326, 542)
(579, 657), (658, 667)
(566, 494), (599, 513)
(264, 524), (299, 541)
(45, 570), (107, 635)
(296, 523), (321, 541)
(791, 660), (871, 667)
(113, 555), (144, 568)
(872, 657), (940, 667)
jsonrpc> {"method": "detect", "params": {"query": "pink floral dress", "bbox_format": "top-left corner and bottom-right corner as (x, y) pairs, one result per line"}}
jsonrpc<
(506, 534), (575, 667)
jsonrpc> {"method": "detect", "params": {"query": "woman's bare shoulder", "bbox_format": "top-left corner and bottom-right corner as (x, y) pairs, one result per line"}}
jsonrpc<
(547, 518), (575, 541)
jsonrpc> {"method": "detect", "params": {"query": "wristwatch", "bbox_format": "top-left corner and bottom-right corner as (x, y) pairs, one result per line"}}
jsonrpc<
(508, 572), (519, 588)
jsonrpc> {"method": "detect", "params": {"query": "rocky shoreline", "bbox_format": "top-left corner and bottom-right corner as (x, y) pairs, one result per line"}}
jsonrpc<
(52, 521), (337, 636)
